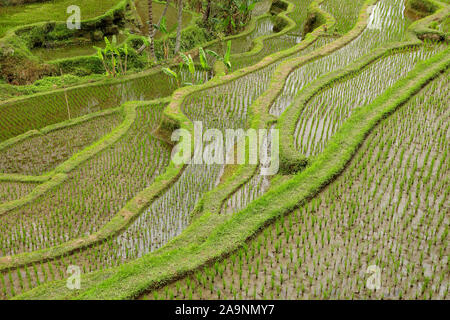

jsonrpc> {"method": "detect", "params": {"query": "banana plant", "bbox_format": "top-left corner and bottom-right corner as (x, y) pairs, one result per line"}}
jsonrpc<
(163, 47), (212, 87)
(198, 47), (209, 70)
(180, 52), (196, 85)
(122, 43), (129, 74)
(162, 67), (181, 87)
(154, 16), (171, 59)
(94, 35), (129, 77)
(205, 40), (232, 71)
(111, 36), (125, 75)
(238, 0), (257, 25)
(104, 36), (117, 77)
(93, 46), (111, 76)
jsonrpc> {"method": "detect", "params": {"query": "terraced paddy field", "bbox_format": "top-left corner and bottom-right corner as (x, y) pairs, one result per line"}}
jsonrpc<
(0, 0), (448, 303)
(0, 0), (120, 38)
(147, 71), (449, 300)
(29, 1), (195, 62)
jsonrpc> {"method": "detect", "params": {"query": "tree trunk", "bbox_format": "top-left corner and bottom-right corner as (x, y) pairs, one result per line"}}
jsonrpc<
(154, 0), (170, 37)
(148, 0), (155, 58)
(174, 0), (183, 54)
(203, 0), (211, 24)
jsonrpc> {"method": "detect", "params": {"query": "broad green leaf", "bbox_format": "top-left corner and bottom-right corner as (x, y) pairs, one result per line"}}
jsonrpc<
(225, 40), (232, 63)
(205, 49), (220, 59)
(93, 46), (104, 61)
(199, 47), (208, 69)
(160, 16), (168, 34)
(104, 37), (112, 52)
(179, 52), (190, 67)
(162, 67), (178, 79)
(188, 54), (195, 75)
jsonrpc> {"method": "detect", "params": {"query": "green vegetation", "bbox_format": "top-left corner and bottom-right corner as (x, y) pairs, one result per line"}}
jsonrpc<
(0, 0), (448, 302)
(0, 181), (36, 204)
(0, 0), (121, 38)
(148, 71), (449, 300)
(0, 111), (123, 175)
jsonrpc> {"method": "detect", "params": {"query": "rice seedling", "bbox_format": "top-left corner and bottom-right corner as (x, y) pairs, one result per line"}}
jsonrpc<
(320, 0), (367, 34)
(0, 182), (37, 204)
(0, 104), (171, 256)
(183, 62), (279, 131)
(145, 72), (449, 300)
(270, 0), (411, 116)
(0, 112), (123, 176)
(0, 68), (211, 143)
(293, 44), (445, 157)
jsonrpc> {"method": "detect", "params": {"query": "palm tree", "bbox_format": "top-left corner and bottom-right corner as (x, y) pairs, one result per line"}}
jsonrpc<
(148, 0), (155, 58)
(203, 0), (211, 24)
(154, 0), (170, 37)
(174, 0), (183, 54)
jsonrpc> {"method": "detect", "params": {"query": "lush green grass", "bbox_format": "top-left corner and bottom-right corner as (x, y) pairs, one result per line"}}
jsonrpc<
(2, 0), (448, 301)
(0, 0), (121, 38)
(15, 47), (448, 300)
(31, 34), (128, 61)
(147, 70), (449, 300)
(321, 0), (366, 34)
(29, 1), (195, 61)
(135, 0), (192, 39)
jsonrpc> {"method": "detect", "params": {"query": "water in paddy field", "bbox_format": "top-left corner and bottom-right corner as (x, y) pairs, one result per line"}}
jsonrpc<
(0, 106), (170, 257)
(293, 45), (447, 158)
(221, 124), (276, 215)
(114, 163), (224, 258)
(0, 68), (213, 142)
(270, 0), (411, 116)
(111, 67), (275, 258)
(251, 0), (274, 17)
(205, 16), (276, 58)
(233, 16), (277, 52)
(31, 34), (128, 61)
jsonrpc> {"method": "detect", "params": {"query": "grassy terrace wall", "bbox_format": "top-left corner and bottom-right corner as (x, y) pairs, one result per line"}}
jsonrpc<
(0, 0), (132, 84)
(76, 45), (449, 302)
(0, 104), (133, 216)
(50, 1), (205, 75)
(0, 0), (283, 142)
(6, 0), (449, 300)
(278, 0), (450, 173)
(10, 0), (335, 299)
(0, 0), (298, 276)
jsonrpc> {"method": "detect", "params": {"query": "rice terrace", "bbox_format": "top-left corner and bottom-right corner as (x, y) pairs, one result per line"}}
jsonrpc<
(0, 0), (448, 305)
